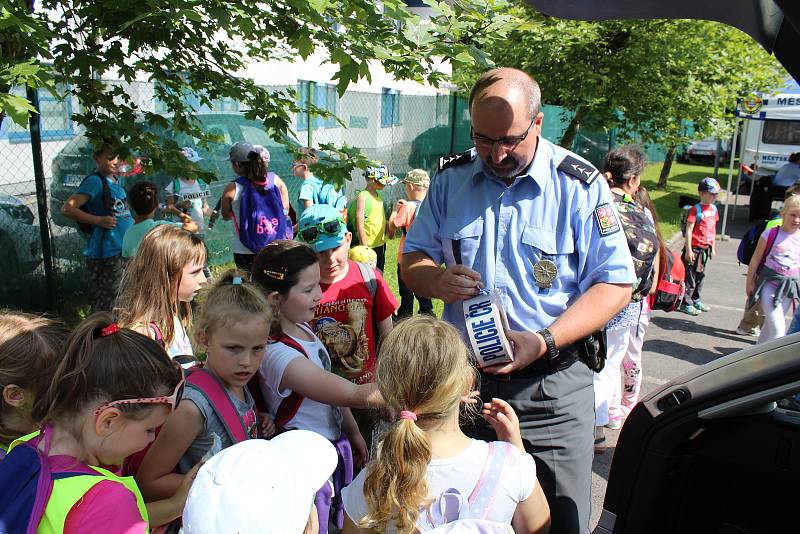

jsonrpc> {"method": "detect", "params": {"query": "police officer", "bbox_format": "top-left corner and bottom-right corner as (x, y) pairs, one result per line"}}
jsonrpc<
(401, 68), (636, 534)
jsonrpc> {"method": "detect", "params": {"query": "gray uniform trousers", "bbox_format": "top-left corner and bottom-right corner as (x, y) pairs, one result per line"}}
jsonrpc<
(469, 360), (595, 534)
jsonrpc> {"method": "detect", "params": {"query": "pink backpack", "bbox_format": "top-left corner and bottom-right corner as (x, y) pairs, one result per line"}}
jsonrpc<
(416, 442), (515, 533)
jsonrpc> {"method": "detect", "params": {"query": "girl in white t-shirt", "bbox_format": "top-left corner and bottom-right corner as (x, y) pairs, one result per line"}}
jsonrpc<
(342, 316), (551, 534)
(250, 239), (384, 534)
(115, 224), (206, 365)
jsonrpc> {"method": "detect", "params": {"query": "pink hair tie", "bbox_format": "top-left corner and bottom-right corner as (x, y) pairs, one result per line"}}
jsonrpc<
(400, 410), (417, 422)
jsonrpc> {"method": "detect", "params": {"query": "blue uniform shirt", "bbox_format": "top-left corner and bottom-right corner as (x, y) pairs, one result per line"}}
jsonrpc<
(404, 138), (636, 338)
(76, 173), (133, 259)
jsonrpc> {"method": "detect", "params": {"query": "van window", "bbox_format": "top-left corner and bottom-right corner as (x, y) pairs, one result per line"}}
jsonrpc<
(761, 119), (800, 145)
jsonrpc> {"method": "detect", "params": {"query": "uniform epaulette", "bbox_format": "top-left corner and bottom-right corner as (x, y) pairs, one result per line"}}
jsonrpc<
(438, 150), (475, 172)
(557, 154), (600, 185)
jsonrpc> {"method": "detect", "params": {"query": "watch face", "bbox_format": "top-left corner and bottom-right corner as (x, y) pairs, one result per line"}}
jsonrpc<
(533, 259), (558, 288)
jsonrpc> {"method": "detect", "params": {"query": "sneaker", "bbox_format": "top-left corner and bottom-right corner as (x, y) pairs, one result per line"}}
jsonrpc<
(605, 418), (622, 430)
(735, 326), (759, 336)
(594, 426), (607, 454)
(694, 301), (711, 312)
(679, 304), (700, 316)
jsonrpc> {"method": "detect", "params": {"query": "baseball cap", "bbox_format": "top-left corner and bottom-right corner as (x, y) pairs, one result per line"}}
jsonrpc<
(182, 430), (338, 534)
(229, 141), (256, 163)
(180, 147), (202, 163)
(365, 162), (398, 186)
(698, 177), (722, 194)
(297, 204), (348, 252)
(403, 168), (430, 187)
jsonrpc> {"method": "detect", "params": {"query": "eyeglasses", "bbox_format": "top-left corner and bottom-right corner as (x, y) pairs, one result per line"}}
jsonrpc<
(93, 377), (185, 416)
(298, 217), (344, 243)
(471, 118), (536, 150)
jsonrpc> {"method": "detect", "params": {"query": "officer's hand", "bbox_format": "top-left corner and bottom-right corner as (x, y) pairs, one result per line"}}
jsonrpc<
(434, 265), (482, 303)
(484, 329), (545, 375)
(95, 215), (117, 229)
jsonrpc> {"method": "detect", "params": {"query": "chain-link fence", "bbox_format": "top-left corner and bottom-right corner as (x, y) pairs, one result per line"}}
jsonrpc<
(0, 79), (660, 316)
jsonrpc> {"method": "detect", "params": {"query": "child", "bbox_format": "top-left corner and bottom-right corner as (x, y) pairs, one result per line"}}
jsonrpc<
(387, 168), (434, 318)
(341, 316), (550, 534)
(122, 181), (197, 259)
(0, 314), (190, 531)
(350, 162), (396, 272)
(164, 147), (212, 237)
(60, 142), (133, 312)
(680, 177), (721, 316)
(136, 270), (274, 502)
(746, 194), (800, 343)
(250, 240), (384, 533)
(594, 147), (659, 448)
(220, 142), (291, 273)
(116, 224), (207, 363)
(297, 205), (398, 387)
(0, 312), (70, 457)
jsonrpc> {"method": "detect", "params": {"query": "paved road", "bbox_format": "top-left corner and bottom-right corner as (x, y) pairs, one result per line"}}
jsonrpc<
(589, 207), (765, 529)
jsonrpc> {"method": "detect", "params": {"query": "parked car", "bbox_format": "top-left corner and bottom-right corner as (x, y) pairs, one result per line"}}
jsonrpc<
(0, 195), (40, 275)
(678, 137), (731, 164)
(49, 114), (302, 230)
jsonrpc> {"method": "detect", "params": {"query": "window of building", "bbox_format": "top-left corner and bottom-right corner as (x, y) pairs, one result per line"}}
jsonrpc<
(381, 88), (401, 127)
(297, 80), (311, 131)
(6, 85), (74, 142)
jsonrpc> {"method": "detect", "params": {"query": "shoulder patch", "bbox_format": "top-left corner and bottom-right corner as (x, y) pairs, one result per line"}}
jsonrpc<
(558, 155), (600, 185)
(438, 150), (475, 172)
(594, 203), (621, 236)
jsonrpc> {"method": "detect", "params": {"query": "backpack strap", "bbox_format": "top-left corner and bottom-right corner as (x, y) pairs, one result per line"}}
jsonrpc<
(274, 333), (310, 429)
(756, 226), (781, 274)
(355, 261), (378, 300)
(148, 321), (165, 348)
(186, 368), (250, 444)
(694, 203), (704, 223)
(467, 442), (511, 519)
(26, 428), (55, 534)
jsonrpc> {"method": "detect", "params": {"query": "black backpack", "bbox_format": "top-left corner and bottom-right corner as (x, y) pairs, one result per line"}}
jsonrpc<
(614, 195), (659, 300)
(76, 172), (112, 235)
(737, 217), (780, 265)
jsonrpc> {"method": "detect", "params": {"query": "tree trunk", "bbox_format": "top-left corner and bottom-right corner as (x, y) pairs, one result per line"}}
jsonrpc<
(559, 106), (588, 150)
(657, 145), (677, 189)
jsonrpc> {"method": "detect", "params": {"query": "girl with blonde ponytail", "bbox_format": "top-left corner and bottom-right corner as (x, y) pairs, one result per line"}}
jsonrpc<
(342, 316), (550, 534)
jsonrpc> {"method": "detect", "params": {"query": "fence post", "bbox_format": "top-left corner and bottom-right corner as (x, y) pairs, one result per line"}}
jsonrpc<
(448, 92), (458, 155)
(307, 82), (314, 148)
(26, 86), (56, 310)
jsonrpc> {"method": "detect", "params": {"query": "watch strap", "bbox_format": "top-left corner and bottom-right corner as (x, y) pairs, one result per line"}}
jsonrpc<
(537, 328), (559, 361)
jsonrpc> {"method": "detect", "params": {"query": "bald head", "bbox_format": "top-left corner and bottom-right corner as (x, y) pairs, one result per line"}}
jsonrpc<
(469, 68), (541, 120)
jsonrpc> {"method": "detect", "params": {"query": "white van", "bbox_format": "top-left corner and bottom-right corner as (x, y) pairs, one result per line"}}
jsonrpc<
(741, 95), (800, 172)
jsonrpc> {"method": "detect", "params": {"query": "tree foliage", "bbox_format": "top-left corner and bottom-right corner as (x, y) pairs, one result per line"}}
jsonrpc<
(468, 5), (787, 186)
(1, 0), (520, 184)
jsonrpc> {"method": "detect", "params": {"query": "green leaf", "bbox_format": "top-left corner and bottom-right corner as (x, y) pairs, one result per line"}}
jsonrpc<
(0, 93), (37, 128)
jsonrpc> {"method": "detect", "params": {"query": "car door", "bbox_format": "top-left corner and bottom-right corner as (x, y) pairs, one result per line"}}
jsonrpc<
(594, 333), (800, 534)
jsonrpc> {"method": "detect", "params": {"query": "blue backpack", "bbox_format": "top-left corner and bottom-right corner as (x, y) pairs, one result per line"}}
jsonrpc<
(0, 431), (56, 534)
(234, 173), (293, 254)
(313, 182), (347, 213)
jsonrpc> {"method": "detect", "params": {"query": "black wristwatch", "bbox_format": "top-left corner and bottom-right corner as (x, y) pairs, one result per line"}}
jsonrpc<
(537, 328), (559, 362)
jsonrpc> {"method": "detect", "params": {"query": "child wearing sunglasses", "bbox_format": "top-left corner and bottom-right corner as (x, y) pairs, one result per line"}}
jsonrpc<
(0, 311), (70, 459)
(0, 314), (190, 532)
(136, 270), (274, 503)
(250, 240), (384, 534)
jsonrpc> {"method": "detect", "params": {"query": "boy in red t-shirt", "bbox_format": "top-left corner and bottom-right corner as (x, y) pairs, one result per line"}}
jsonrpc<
(680, 177), (721, 315)
(297, 204), (398, 386)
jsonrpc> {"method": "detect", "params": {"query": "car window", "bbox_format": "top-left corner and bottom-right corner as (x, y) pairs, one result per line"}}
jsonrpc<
(240, 124), (277, 147)
(203, 125), (233, 146)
